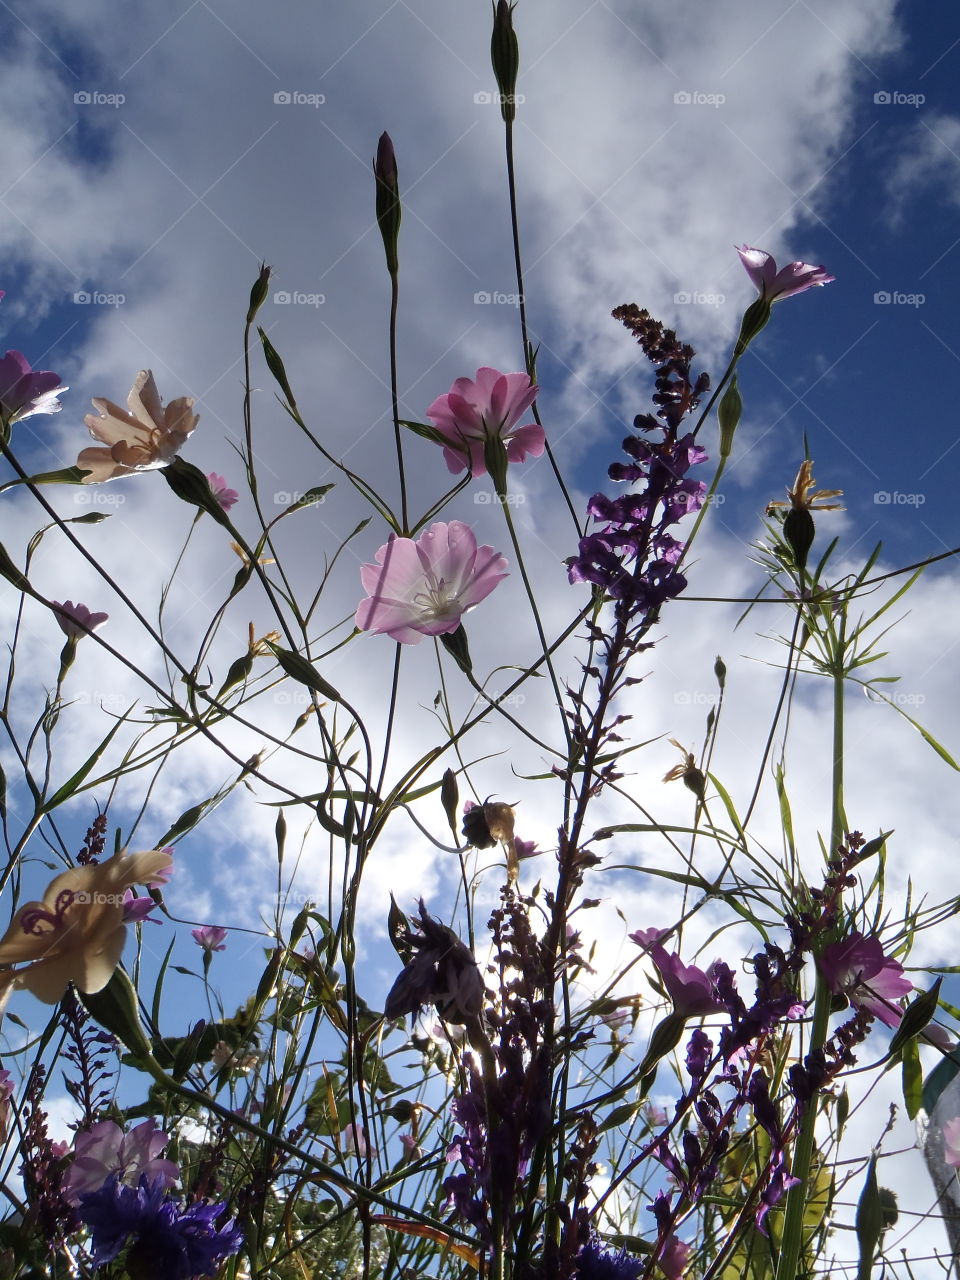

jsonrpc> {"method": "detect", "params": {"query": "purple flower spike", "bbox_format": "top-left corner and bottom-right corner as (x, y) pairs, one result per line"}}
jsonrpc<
(0, 350), (67, 424)
(819, 930), (912, 1028)
(737, 246), (834, 303)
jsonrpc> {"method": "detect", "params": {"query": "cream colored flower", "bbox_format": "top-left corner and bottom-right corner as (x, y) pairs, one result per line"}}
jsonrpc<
(0, 848), (173, 1006)
(77, 370), (198, 483)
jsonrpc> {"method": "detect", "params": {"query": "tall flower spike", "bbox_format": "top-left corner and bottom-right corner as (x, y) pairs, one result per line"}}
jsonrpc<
(77, 370), (198, 483)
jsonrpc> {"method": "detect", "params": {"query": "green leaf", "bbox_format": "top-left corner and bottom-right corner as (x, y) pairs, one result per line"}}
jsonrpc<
(42, 713), (129, 812)
(888, 977), (942, 1060)
(279, 484), (334, 515)
(598, 1101), (642, 1134)
(258, 328), (298, 407)
(0, 540), (29, 592)
(901, 1035), (923, 1120)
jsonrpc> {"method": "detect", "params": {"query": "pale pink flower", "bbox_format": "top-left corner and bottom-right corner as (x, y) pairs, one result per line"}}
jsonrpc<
(355, 520), (508, 644)
(62, 1118), (179, 1205)
(51, 599), (108, 640)
(77, 369), (198, 483)
(207, 472), (239, 512)
(0, 351), (66, 424)
(658, 1233), (691, 1279)
(737, 246), (835, 303)
(942, 1116), (960, 1168)
(426, 366), (543, 475)
(0, 847), (174, 1007)
(192, 924), (228, 952)
(819, 931), (912, 1028)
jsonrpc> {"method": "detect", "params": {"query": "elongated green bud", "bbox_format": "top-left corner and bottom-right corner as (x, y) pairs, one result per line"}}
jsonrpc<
(718, 376), (741, 458)
(441, 768), (459, 832)
(374, 131), (401, 279)
(784, 506), (815, 574)
(247, 262), (271, 325)
(491, 0), (520, 123)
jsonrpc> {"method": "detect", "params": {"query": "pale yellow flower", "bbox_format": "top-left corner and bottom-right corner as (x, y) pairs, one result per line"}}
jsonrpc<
(0, 848), (173, 1006)
(77, 370), (198, 483)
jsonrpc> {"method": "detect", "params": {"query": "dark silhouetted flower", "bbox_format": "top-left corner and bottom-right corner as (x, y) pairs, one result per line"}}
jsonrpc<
(384, 901), (484, 1025)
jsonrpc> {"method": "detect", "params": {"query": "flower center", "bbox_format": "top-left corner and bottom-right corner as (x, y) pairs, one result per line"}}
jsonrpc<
(413, 576), (458, 622)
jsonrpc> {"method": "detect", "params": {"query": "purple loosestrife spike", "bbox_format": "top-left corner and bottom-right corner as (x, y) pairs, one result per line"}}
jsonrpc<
(374, 131), (401, 279)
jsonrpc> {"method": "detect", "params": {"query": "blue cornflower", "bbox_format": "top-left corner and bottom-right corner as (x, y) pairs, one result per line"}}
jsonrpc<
(575, 1236), (644, 1280)
(77, 1174), (243, 1278)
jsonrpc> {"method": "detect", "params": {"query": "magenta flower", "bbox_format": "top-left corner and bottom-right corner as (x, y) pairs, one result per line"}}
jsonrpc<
(192, 924), (228, 952)
(51, 599), (109, 639)
(122, 888), (159, 925)
(737, 246), (835, 303)
(207, 471), (239, 512)
(819, 931), (912, 1028)
(657, 1234), (692, 1280)
(62, 1118), (179, 1205)
(0, 350), (66, 425)
(355, 520), (508, 644)
(630, 929), (725, 1018)
(425, 366), (543, 475)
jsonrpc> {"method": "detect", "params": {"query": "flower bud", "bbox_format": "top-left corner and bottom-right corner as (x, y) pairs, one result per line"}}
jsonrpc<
(374, 131), (401, 279)
(783, 506), (815, 574)
(717, 376), (741, 458)
(246, 262), (271, 325)
(440, 768), (459, 832)
(491, 1), (520, 123)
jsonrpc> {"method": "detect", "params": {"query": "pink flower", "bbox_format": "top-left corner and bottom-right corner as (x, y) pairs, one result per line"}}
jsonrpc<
(0, 1069), (12, 1141)
(62, 1118), (179, 1205)
(122, 888), (159, 925)
(630, 930), (726, 1018)
(819, 931), (912, 1028)
(657, 1233), (691, 1280)
(192, 924), (228, 952)
(77, 369), (198, 483)
(425, 367), (543, 475)
(737, 246), (835, 303)
(51, 599), (109, 640)
(0, 350), (66, 424)
(943, 1116), (960, 1168)
(207, 472), (239, 512)
(355, 520), (508, 644)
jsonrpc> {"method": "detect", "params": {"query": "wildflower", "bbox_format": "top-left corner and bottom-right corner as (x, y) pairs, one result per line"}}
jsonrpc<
(0, 350), (66, 426)
(0, 1070), (12, 1141)
(121, 889), (159, 925)
(0, 847), (174, 1007)
(462, 799), (516, 850)
(819, 931), (912, 1028)
(575, 1237), (644, 1279)
(207, 472), (238, 512)
(77, 370), (198, 483)
(62, 1119), (178, 1206)
(77, 1174), (243, 1278)
(384, 900), (485, 1025)
(425, 367), (543, 476)
(355, 520), (508, 644)
(191, 925), (227, 952)
(942, 1116), (960, 1168)
(737, 246), (835, 303)
(663, 739), (706, 800)
(630, 930), (728, 1019)
(229, 541), (275, 568)
(247, 622), (281, 655)
(51, 599), (109, 640)
(767, 459), (843, 576)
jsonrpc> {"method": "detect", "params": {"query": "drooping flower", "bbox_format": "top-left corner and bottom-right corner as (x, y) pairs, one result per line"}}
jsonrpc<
(426, 367), (543, 475)
(737, 246), (835, 303)
(819, 931), (912, 1028)
(191, 925), (227, 952)
(355, 520), (508, 644)
(62, 1119), (179, 1206)
(384, 900), (485, 1025)
(77, 1174), (243, 1278)
(0, 847), (174, 1007)
(630, 930), (728, 1018)
(0, 350), (66, 425)
(77, 370), (198, 483)
(51, 599), (109, 639)
(207, 472), (238, 512)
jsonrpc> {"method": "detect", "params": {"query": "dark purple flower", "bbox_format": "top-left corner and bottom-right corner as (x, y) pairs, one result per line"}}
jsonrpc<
(575, 1236), (644, 1279)
(819, 931), (912, 1028)
(77, 1174), (243, 1278)
(685, 1027), (713, 1079)
(0, 350), (66, 424)
(385, 900), (484, 1024)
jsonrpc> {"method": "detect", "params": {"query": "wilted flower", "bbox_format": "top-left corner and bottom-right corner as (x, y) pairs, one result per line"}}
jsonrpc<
(51, 599), (109, 640)
(426, 367), (543, 476)
(462, 799), (516, 850)
(62, 1119), (179, 1206)
(384, 900), (485, 1025)
(355, 520), (508, 644)
(0, 350), (66, 425)
(737, 246), (835, 303)
(819, 930), (912, 1028)
(77, 370), (198, 483)
(207, 472), (238, 512)
(191, 925), (227, 952)
(0, 847), (174, 1007)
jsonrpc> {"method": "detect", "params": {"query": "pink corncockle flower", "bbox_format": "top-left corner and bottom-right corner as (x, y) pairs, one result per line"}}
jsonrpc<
(192, 924), (228, 952)
(630, 929), (726, 1018)
(819, 931), (912, 1028)
(122, 888), (159, 925)
(0, 351), (66, 424)
(147, 851), (174, 887)
(425, 366), (543, 475)
(51, 599), (109, 640)
(355, 520), (508, 644)
(62, 1118), (179, 1205)
(77, 369), (198, 483)
(208, 472), (239, 512)
(737, 246), (835, 303)
(943, 1116), (960, 1168)
(514, 836), (540, 861)
(657, 1233), (692, 1280)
